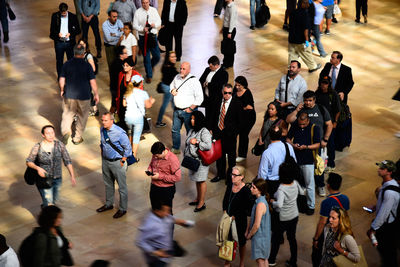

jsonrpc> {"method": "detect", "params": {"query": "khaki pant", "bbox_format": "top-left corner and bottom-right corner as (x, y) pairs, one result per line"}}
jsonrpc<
(61, 98), (90, 142)
(288, 43), (317, 70)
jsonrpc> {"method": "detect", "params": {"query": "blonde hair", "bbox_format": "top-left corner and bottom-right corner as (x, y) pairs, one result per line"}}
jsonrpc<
(232, 166), (246, 178)
(333, 207), (355, 241)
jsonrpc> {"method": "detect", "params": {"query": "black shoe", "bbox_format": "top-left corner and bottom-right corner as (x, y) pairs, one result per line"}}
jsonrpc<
(3, 31), (9, 43)
(285, 260), (297, 267)
(189, 201), (199, 206)
(355, 18), (361, 23)
(96, 205), (113, 212)
(282, 24), (289, 31)
(113, 210), (127, 218)
(210, 176), (223, 183)
(194, 204), (206, 212)
(332, 17), (338, 23)
(305, 208), (315, 215)
(250, 25), (255, 30)
(309, 63), (322, 73)
(96, 51), (102, 58)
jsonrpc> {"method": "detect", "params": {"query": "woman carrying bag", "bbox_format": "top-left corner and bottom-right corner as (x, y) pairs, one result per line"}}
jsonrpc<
(184, 111), (212, 212)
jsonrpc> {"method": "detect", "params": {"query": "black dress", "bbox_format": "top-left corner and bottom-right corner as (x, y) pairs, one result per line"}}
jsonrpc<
(236, 90), (256, 158)
(222, 184), (254, 246)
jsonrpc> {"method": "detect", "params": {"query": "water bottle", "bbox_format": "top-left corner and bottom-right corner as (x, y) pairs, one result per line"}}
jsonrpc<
(370, 233), (378, 246)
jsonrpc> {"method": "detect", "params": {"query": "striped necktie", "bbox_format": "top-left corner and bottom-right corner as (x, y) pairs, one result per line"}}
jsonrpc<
(218, 100), (227, 130)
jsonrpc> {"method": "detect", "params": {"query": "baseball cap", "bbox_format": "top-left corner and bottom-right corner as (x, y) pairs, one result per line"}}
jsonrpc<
(131, 75), (144, 83)
(319, 76), (331, 84)
(376, 160), (397, 172)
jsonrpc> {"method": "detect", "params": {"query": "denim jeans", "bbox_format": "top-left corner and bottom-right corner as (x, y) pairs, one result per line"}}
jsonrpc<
(300, 164), (315, 209)
(172, 109), (192, 150)
(250, 0), (261, 27)
(55, 41), (74, 77)
(37, 177), (62, 207)
(312, 24), (327, 57)
(82, 15), (102, 51)
(126, 116), (144, 144)
(157, 83), (174, 123)
(138, 35), (161, 78)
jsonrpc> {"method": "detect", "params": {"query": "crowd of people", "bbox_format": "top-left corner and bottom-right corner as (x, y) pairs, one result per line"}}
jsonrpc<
(0, 0), (399, 266)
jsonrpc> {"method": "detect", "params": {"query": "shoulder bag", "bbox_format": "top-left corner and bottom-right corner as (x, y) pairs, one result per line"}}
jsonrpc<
(218, 220), (238, 261)
(333, 245), (368, 267)
(181, 156), (200, 172)
(131, 91), (151, 133)
(311, 124), (325, 175)
(102, 129), (137, 165)
(198, 136), (222, 166)
(251, 119), (282, 156)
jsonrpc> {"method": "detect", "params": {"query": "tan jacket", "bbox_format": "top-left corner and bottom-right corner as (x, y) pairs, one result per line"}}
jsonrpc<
(216, 212), (232, 247)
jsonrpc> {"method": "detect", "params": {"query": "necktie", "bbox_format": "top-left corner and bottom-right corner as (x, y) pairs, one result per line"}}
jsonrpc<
(218, 100), (227, 130)
(331, 66), (337, 89)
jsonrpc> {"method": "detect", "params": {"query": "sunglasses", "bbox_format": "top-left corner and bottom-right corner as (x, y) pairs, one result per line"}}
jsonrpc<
(231, 173), (241, 177)
(223, 91), (232, 95)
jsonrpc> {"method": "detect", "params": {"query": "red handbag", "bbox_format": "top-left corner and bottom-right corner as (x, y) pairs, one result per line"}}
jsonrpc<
(198, 139), (222, 166)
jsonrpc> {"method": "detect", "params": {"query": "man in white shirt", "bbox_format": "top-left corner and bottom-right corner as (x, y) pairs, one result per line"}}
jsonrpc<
(275, 60), (308, 118)
(133, 0), (162, 83)
(0, 234), (19, 267)
(170, 62), (203, 154)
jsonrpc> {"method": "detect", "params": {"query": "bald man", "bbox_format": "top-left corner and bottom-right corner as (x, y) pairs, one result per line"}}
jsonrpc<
(169, 62), (203, 154)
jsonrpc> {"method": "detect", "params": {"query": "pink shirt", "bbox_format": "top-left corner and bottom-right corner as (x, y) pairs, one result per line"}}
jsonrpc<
(148, 149), (181, 187)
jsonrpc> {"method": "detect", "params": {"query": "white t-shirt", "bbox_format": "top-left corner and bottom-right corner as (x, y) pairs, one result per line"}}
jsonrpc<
(0, 247), (20, 267)
(125, 89), (149, 120)
(120, 33), (138, 57)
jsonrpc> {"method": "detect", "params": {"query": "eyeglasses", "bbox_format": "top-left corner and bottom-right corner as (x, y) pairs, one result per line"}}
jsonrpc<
(231, 173), (241, 177)
(223, 91), (232, 95)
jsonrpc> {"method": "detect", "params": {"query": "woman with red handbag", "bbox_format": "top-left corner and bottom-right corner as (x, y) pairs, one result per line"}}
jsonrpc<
(185, 111), (212, 212)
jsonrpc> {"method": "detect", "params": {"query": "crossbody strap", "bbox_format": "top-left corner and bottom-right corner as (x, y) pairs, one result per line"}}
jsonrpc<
(102, 128), (124, 157)
(176, 75), (195, 92)
(311, 124), (317, 159)
(284, 75), (289, 103)
(329, 195), (344, 209)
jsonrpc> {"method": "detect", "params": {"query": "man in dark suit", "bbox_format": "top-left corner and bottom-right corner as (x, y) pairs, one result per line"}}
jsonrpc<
(199, 56), (229, 116)
(161, 0), (188, 62)
(50, 2), (81, 78)
(319, 51), (354, 104)
(208, 84), (242, 184)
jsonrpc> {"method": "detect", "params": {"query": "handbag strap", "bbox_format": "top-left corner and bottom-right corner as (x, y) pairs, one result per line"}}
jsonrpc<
(176, 75), (195, 92)
(285, 74), (290, 103)
(129, 89), (146, 118)
(102, 128), (124, 157)
(261, 118), (282, 142)
(329, 195), (344, 209)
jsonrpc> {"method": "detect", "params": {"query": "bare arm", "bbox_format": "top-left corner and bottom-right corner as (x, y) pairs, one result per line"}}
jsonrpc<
(90, 79), (99, 104)
(246, 202), (266, 239)
(66, 164), (76, 186)
(59, 77), (66, 97)
(145, 97), (155, 108)
(313, 216), (327, 248)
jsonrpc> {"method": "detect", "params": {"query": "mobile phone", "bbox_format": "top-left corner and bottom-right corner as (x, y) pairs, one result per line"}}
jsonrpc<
(145, 171), (154, 176)
(363, 206), (373, 213)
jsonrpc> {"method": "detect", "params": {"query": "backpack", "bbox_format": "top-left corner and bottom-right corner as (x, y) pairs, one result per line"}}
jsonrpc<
(255, 0), (271, 28)
(84, 53), (98, 75)
(381, 185), (400, 225)
(283, 142), (305, 187)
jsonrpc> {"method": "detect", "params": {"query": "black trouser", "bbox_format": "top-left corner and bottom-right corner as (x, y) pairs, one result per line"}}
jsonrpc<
(376, 222), (398, 267)
(269, 217), (299, 265)
(222, 27), (236, 68)
(355, 0), (368, 19)
(216, 133), (237, 185)
(165, 22), (184, 61)
(238, 112), (256, 158)
(82, 15), (102, 52)
(214, 0), (225, 15)
(149, 184), (176, 211)
(327, 128), (336, 168)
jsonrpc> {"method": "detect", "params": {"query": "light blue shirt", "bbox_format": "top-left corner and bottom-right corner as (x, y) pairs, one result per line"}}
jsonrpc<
(100, 124), (132, 159)
(78, 0), (100, 16)
(136, 212), (174, 263)
(102, 19), (124, 45)
(258, 141), (297, 181)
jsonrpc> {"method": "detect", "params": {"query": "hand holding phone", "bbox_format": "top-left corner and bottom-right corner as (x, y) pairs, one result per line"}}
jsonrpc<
(145, 171), (154, 176)
(363, 206), (373, 213)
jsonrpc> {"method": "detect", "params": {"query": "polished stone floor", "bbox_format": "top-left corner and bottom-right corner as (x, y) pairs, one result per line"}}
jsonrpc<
(0, 0), (399, 266)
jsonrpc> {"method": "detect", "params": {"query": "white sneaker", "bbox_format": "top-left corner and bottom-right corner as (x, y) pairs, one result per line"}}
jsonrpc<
(236, 157), (246, 163)
(318, 187), (327, 197)
(395, 132), (400, 138)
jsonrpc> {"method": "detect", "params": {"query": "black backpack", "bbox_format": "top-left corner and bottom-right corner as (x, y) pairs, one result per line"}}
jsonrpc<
(255, 0), (271, 28)
(85, 53), (98, 75)
(283, 142), (305, 187)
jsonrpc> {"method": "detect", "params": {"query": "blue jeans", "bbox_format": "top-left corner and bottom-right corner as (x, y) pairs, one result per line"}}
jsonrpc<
(300, 164), (315, 209)
(312, 24), (327, 56)
(157, 83), (174, 123)
(126, 116), (144, 144)
(138, 35), (161, 78)
(55, 41), (74, 77)
(250, 0), (261, 26)
(172, 109), (192, 150)
(37, 177), (62, 207)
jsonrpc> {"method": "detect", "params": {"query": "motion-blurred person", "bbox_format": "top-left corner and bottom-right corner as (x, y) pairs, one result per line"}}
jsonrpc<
(221, 0), (237, 68)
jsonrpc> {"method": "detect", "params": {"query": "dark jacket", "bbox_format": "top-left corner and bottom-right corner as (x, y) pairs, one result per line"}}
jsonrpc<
(288, 8), (310, 44)
(208, 96), (243, 139)
(199, 67), (229, 107)
(49, 11), (81, 43)
(33, 227), (72, 267)
(319, 63), (354, 104)
(161, 0), (188, 26)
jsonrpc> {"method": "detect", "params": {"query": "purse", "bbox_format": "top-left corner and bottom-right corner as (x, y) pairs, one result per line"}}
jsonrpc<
(156, 82), (164, 94)
(333, 245), (368, 267)
(181, 156), (200, 172)
(311, 124), (325, 175)
(24, 167), (39, 185)
(36, 174), (53, 189)
(102, 129), (137, 166)
(218, 220), (238, 261)
(198, 139), (222, 166)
